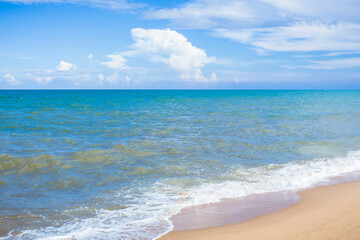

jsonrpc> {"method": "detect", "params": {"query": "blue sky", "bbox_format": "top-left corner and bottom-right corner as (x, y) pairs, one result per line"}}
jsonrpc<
(1, 0), (360, 89)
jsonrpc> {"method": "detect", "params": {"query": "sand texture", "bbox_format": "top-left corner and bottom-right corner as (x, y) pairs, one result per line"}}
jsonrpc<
(160, 181), (360, 240)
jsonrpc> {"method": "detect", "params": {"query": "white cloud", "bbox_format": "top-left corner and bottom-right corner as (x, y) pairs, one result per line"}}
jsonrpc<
(215, 22), (360, 52)
(34, 76), (53, 85)
(263, 0), (360, 22)
(56, 60), (77, 71)
(125, 75), (131, 84)
(322, 51), (360, 57)
(24, 64), (92, 85)
(98, 73), (104, 81)
(88, 53), (93, 59)
(101, 54), (129, 70)
(124, 28), (215, 81)
(210, 72), (217, 82)
(290, 58), (360, 70)
(97, 73), (104, 85)
(106, 73), (119, 83)
(97, 73), (138, 85)
(0, 0), (143, 10)
(26, 72), (95, 86)
(150, 0), (360, 29)
(3, 73), (22, 85)
(148, 0), (278, 29)
(149, 0), (360, 54)
(96, 72), (117, 85)
(125, 75), (139, 85)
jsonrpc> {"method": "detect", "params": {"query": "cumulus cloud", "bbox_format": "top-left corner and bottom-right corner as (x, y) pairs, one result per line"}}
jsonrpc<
(124, 28), (215, 81)
(88, 53), (93, 59)
(3, 73), (22, 85)
(101, 54), (129, 70)
(56, 60), (77, 71)
(0, 0), (143, 10)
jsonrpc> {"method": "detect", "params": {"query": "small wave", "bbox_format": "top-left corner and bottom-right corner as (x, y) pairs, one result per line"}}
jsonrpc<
(4, 150), (360, 240)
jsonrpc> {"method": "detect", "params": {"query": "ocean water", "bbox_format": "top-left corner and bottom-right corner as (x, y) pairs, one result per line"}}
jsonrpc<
(1, 90), (360, 239)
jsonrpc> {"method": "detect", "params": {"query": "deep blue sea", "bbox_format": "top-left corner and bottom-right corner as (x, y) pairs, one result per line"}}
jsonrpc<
(1, 90), (360, 239)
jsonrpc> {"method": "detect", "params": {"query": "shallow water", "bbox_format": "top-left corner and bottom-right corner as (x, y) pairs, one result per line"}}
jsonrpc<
(1, 90), (360, 239)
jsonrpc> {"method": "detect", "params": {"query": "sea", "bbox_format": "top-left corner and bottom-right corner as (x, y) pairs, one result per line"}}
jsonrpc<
(1, 90), (360, 239)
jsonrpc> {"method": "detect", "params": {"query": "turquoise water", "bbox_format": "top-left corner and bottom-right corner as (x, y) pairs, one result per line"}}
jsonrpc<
(1, 90), (360, 239)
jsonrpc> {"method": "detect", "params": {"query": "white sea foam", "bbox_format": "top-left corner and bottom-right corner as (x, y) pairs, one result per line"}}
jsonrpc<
(7, 150), (360, 240)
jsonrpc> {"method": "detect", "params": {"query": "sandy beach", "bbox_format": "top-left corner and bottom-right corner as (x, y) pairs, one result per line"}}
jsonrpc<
(160, 181), (360, 240)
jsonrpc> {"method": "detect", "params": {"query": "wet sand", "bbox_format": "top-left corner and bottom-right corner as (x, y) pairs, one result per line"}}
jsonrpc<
(160, 180), (360, 240)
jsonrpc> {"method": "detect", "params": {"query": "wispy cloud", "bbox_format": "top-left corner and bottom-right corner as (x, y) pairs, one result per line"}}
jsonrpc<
(0, 0), (144, 10)
(148, 0), (360, 55)
(104, 73), (118, 83)
(288, 58), (360, 70)
(25, 71), (93, 85)
(98, 73), (104, 83)
(32, 76), (53, 85)
(263, 0), (360, 22)
(95, 73), (139, 86)
(147, 0), (279, 29)
(3, 73), (22, 85)
(214, 22), (360, 52)
(321, 51), (360, 57)
(149, 0), (360, 29)
(293, 51), (360, 58)
(23, 60), (81, 85)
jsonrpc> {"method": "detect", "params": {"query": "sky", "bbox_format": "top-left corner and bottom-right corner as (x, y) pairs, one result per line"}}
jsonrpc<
(1, 0), (360, 89)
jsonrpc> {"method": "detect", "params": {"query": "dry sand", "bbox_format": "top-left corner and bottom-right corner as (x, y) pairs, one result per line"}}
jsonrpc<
(160, 181), (360, 240)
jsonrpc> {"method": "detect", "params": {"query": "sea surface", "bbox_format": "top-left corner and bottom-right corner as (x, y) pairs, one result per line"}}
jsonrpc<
(1, 90), (360, 239)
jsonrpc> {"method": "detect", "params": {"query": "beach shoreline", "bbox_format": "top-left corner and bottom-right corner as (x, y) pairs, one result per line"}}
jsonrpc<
(160, 179), (360, 240)
(2, 90), (360, 239)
